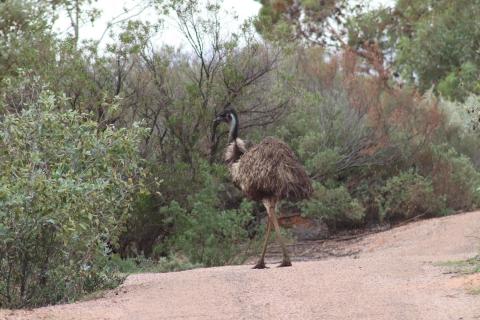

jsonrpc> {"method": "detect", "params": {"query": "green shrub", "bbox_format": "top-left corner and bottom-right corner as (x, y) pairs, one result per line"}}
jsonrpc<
(380, 171), (447, 222)
(274, 88), (379, 180)
(437, 62), (480, 102)
(119, 191), (165, 258)
(303, 148), (342, 180)
(0, 91), (145, 308)
(162, 164), (253, 267)
(301, 182), (365, 229)
(427, 145), (480, 211)
(119, 158), (215, 259)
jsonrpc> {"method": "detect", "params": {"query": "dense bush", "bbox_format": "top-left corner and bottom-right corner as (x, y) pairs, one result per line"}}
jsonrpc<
(270, 48), (480, 228)
(301, 182), (365, 229)
(379, 171), (447, 222)
(161, 164), (254, 267)
(422, 145), (480, 211)
(119, 159), (254, 263)
(0, 91), (145, 308)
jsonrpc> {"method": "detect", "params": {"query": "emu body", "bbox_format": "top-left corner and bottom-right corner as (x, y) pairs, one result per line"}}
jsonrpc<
(214, 109), (313, 268)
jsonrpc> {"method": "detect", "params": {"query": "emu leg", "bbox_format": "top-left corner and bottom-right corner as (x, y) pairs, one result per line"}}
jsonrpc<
(265, 200), (292, 267)
(252, 218), (271, 269)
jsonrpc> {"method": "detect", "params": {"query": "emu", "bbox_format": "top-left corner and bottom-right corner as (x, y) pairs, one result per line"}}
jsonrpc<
(213, 109), (313, 268)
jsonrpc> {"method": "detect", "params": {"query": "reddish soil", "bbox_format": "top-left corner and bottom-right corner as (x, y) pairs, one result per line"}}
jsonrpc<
(2, 211), (480, 320)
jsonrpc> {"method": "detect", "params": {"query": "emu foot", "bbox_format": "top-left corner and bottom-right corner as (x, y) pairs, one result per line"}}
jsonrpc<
(252, 260), (267, 269)
(277, 260), (292, 267)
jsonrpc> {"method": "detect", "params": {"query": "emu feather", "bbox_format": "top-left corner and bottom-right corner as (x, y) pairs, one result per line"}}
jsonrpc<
(227, 137), (313, 202)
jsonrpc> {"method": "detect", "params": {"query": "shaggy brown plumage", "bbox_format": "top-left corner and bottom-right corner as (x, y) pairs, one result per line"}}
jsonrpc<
(226, 137), (313, 202)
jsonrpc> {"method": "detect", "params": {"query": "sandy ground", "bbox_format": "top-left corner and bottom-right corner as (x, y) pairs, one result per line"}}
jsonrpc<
(2, 211), (480, 320)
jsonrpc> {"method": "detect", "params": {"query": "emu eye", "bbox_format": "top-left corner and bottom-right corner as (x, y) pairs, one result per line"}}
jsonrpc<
(227, 114), (232, 121)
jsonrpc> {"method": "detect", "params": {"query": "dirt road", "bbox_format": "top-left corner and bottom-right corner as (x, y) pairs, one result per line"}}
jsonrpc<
(2, 211), (480, 320)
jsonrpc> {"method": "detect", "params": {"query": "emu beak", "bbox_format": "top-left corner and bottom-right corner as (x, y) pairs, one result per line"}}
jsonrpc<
(213, 116), (222, 124)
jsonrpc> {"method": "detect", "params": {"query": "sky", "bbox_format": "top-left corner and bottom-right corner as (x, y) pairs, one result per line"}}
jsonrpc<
(54, 0), (395, 49)
(55, 0), (262, 49)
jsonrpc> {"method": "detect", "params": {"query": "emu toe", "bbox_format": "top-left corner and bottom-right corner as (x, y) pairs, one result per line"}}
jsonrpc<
(252, 261), (268, 269)
(277, 260), (292, 267)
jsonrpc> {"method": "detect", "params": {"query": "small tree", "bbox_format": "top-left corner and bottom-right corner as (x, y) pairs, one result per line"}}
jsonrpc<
(0, 90), (145, 308)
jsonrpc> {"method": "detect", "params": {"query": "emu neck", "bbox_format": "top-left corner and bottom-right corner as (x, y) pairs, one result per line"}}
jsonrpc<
(228, 114), (239, 143)
(224, 112), (244, 165)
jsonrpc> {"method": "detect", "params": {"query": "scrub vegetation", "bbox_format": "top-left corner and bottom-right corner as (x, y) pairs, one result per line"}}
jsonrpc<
(1, 0), (480, 308)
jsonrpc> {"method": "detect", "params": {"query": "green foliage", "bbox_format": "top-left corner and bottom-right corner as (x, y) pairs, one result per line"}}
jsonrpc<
(425, 145), (480, 211)
(254, 0), (356, 45)
(345, 0), (480, 100)
(0, 1), (55, 80)
(437, 62), (480, 102)
(271, 48), (480, 227)
(302, 182), (365, 229)
(379, 171), (447, 222)
(0, 91), (145, 308)
(163, 164), (254, 267)
(304, 149), (342, 180)
(119, 190), (164, 258)
(395, 0), (480, 97)
(274, 80), (380, 180)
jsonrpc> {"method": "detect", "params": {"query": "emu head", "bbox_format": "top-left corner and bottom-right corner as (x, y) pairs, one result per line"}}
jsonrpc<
(213, 109), (239, 142)
(213, 108), (237, 124)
